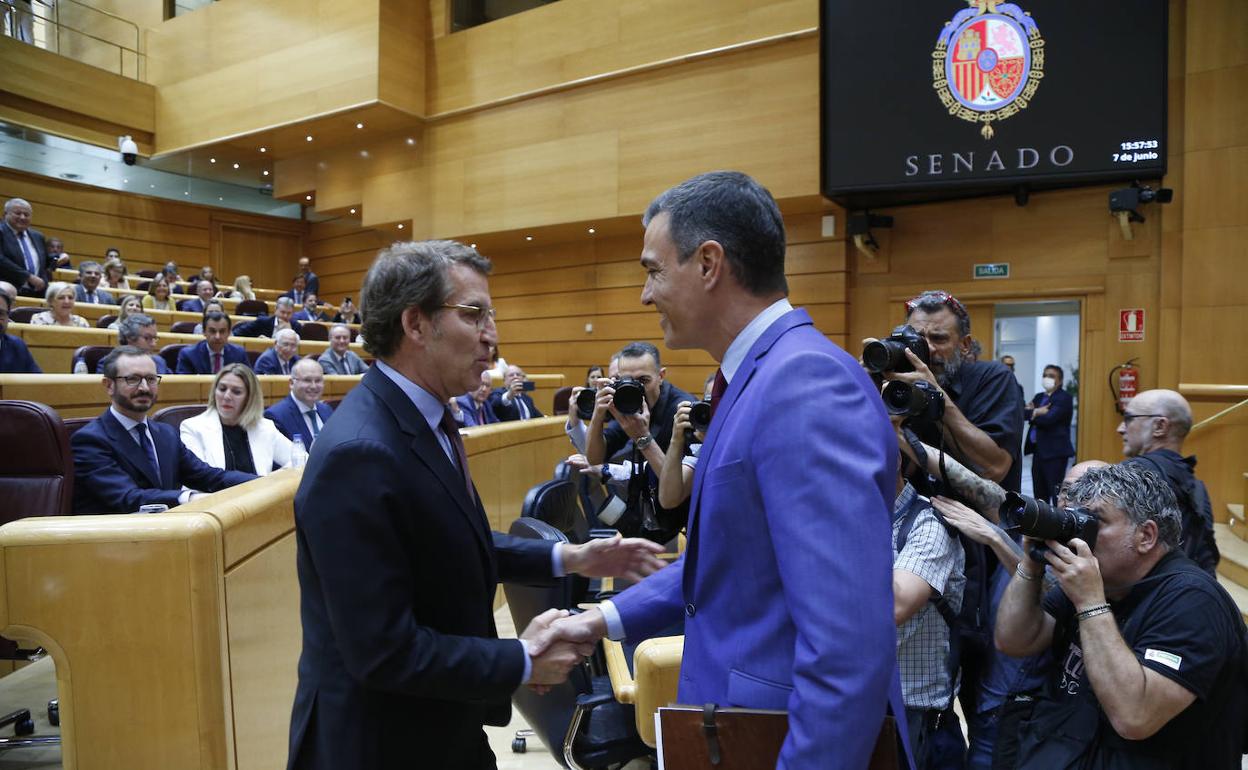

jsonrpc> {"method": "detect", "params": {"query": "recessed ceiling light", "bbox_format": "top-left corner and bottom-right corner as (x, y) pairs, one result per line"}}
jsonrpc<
(262, 170), (270, 176)
(359, 150), (370, 158)
(305, 195), (313, 201)
(588, 227), (596, 234)
(525, 235), (533, 241)
(356, 122), (364, 129)
(305, 135), (313, 142)
(470, 243), (477, 248)
(259, 146), (267, 153)
(232, 162), (240, 169)
(209, 157), (216, 163)
(349, 208), (357, 214)
(405, 137), (416, 146)
(183, 191), (190, 195)
(218, 197), (224, 201)
(149, 184), (155, 188)
(397, 224), (404, 229)
(122, 178), (128, 183)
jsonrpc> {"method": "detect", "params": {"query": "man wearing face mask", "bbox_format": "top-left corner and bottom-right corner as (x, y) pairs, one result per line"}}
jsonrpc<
(1025, 365), (1076, 504)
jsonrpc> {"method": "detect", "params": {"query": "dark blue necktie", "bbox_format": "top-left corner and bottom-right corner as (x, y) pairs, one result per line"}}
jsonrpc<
(304, 409), (320, 440)
(133, 422), (160, 480)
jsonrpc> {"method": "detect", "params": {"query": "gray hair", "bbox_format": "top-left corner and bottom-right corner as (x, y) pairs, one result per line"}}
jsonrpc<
(329, 323), (351, 337)
(273, 328), (299, 345)
(4, 198), (31, 214)
(618, 341), (662, 369)
(359, 240), (492, 358)
(642, 171), (787, 296)
(905, 290), (972, 337)
(100, 345), (149, 379)
(117, 313), (156, 344)
(78, 261), (102, 275)
(275, 296), (295, 310)
(1065, 463), (1182, 549)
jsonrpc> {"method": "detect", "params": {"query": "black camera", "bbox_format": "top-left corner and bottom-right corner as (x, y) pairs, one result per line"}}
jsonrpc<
(999, 492), (1099, 556)
(688, 399), (712, 433)
(882, 380), (944, 423)
(575, 388), (597, 420)
(578, 378), (646, 418)
(863, 324), (930, 374)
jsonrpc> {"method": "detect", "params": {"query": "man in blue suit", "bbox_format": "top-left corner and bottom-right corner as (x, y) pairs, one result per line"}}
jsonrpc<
(1025, 364), (1075, 503)
(71, 346), (256, 514)
(558, 172), (910, 768)
(177, 279), (217, 313)
(234, 296), (302, 339)
(176, 311), (248, 374)
(253, 328), (301, 375)
(265, 359), (332, 445)
(0, 291), (41, 372)
(453, 370), (498, 427)
(72, 261), (114, 305)
(488, 364), (543, 421)
(0, 198), (49, 297)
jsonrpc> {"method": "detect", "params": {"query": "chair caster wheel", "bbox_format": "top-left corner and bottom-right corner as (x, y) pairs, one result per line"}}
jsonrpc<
(511, 737), (526, 753)
(47, 700), (59, 727)
(15, 716), (34, 736)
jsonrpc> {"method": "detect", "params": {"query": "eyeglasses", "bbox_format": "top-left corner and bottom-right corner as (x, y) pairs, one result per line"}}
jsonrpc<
(113, 375), (162, 388)
(1121, 413), (1162, 424)
(441, 303), (497, 330)
(904, 290), (968, 319)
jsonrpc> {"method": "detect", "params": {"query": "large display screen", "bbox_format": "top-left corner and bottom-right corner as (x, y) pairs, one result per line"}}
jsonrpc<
(820, 0), (1168, 207)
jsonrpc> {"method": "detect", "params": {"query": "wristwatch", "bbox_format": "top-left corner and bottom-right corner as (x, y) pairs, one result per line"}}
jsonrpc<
(634, 435), (655, 451)
(601, 464), (611, 483)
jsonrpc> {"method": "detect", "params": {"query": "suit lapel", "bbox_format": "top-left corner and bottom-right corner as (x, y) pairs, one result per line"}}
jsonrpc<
(101, 411), (161, 487)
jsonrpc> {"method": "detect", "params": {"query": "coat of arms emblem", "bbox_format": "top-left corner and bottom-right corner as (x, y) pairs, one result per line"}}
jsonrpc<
(933, 1), (1045, 139)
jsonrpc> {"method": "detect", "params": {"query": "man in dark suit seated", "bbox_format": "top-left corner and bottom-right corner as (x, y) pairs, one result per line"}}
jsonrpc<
(80, 314), (170, 374)
(71, 346), (256, 514)
(452, 370), (498, 427)
(234, 296), (301, 338)
(291, 293), (331, 323)
(176, 311), (248, 374)
(0, 291), (41, 373)
(280, 274), (309, 307)
(0, 198), (49, 298)
(73, 261), (114, 305)
(254, 328), (301, 375)
(177, 279), (217, 313)
(265, 358), (332, 446)
(488, 364), (544, 421)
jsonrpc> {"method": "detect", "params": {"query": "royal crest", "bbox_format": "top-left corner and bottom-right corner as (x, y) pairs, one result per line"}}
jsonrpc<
(933, 1), (1045, 139)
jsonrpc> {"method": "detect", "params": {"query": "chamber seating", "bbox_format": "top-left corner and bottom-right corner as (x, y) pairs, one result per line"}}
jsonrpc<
(170, 321), (198, 334)
(151, 404), (204, 431)
(296, 323), (327, 341)
(10, 307), (38, 324)
(0, 400), (73, 523)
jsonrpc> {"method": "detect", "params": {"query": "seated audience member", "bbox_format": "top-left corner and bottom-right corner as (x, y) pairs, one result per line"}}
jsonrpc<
(107, 294), (143, 329)
(224, 274), (255, 301)
(233, 296), (300, 338)
(297, 256), (319, 296)
(162, 261), (184, 287)
(996, 463), (1248, 769)
(0, 290), (41, 372)
(48, 237), (72, 268)
(264, 358), (332, 445)
(0, 280), (16, 304)
(73, 261), (114, 305)
(585, 365), (604, 388)
(192, 265), (215, 286)
(71, 346), (257, 514)
(452, 370), (498, 427)
(176, 311), (248, 374)
(181, 363), (292, 476)
(179, 279), (217, 313)
(281, 273), (308, 306)
(317, 324), (367, 375)
(489, 364), (544, 421)
(1118, 389), (1219, 575)
(99, 314), (169, 374)
(193, 300), (226, 335)
(586, 341), (694, 465)
(31, 282), (89, 327)
(254, 328), (301, 375)
(143, 275), (175, 311)
(1025, 364), (1075, 503)
(102, 256), (129, 290)
(292, 293), (330, 322)
(332, 296), (361, 325)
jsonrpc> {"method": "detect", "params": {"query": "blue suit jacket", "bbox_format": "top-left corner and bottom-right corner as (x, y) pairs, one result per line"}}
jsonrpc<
(610, 309), (909, 768)
(0, 223), (49, 295)
(265, 394), (332, 445)
(71, 408), (255, 514)
(254, 349), (300, 375)
(93, 353), (170, 375)
(487, 388), (543, 421)
(178, 297), (207, 313)
(0, 334), (41, 373)
(233, 315), (303, 339)
(175, 340), (249, 374)
(1028, 388), (1075, 459)
(455, 395), (498, 427)
(73, 284), (115, 305)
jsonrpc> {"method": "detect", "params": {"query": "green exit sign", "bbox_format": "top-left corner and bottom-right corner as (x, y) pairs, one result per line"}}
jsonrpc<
(973, 263), (1010, 279)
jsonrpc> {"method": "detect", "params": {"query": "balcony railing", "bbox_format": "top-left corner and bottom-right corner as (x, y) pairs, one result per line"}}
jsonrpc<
(2, 0), (145, 80)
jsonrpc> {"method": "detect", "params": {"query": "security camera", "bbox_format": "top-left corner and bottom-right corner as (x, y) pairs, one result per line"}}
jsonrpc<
(118, 135), (139, 166)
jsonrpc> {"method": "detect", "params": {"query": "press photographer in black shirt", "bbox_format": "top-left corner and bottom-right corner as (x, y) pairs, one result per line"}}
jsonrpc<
(585, 341), (693, 466)
(996, 463), (1248, 769)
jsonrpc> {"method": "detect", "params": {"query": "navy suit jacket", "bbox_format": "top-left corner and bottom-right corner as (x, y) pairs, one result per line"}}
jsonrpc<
(455, 395), (497, 427)
(71, 408), (255, 514)
(1028, 387), (1075, 459)
(93, 353), (170, 375)
(176, 340), (249, 374)
(287, 365), (554, 768)
(0, 223), (49, 295)
(73, 284), (114, 305)
(487, 388), (543, 421)
(265, 394), (332, 444)
(610, 309), (910, 767)
(254, 349), (300, 375)
(0, 334), (41, 373)
(177, 297), (207, 313)
(234, 315), (302, 339)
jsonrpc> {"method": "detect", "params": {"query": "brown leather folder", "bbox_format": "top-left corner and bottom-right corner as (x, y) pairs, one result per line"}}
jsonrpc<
(657, 704), (900, 769)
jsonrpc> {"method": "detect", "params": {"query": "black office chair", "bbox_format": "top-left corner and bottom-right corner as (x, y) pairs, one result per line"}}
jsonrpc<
(522, 478), (589, 544)
(504, 517), (649, 769)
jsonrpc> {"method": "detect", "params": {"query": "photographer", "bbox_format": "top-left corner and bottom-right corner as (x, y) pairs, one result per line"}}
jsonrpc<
(489, 364), (544, 421)
(996, 464), (1248, 769)
(585, 342), (693, 466)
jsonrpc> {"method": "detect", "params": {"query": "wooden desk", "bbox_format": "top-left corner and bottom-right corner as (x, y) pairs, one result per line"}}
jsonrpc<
(0, 417), (572, 769)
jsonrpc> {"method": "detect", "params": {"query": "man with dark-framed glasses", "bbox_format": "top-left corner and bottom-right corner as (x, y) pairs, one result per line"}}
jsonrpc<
(71, 346), (256, 514)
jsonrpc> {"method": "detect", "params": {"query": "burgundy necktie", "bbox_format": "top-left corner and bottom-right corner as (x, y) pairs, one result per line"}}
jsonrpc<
(709, 368), (728, 418)
(213, 352), (222, 373)
(439, 407), (475, 502)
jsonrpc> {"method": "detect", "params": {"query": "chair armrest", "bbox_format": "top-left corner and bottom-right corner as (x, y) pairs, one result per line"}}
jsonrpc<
(633, 636), (684, 748)
(602, 639), (636, 705)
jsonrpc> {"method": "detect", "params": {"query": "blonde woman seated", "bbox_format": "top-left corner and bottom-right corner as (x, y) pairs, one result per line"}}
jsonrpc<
(143, 275), (174, 311)
(31, 282), (89, 327)
(103, 256), (130, 290)
(107, 294), (143, 329)
(181, 363), (293, 476)
(224, 274), (255, 301)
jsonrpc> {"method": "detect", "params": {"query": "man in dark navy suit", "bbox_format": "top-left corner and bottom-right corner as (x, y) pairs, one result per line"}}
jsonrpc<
(176, 311), (248, 374)
(297, 257), (320, 297)
(253, 328), (301, 375)
(453, 370), (498, 427)
(234, 296), (302, 338)
(0, 198), (49, 298)
(71, 347), (255, 514)
(72, 261), (114, 305)
(1025, 363), (1075, 503)
(488, 364), (544, 421)
(265, 359), (332, 445)
(0, 291), (41, 373)
(286, 240), (665, 769)
(177, 280), (217, 313)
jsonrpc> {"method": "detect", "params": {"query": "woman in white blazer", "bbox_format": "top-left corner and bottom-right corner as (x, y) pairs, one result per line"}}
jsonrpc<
(181, 363), (292, 475)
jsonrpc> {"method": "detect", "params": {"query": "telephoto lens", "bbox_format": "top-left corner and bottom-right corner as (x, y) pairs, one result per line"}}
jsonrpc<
(575, 388), (597, 420)
(612, 377), (646, 415)
(688, 399), (713, 432)
(999, 491), (1099, 551)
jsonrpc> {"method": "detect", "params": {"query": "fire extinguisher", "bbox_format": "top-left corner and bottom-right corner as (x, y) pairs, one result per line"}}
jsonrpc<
(1109, 358), (1140, 415)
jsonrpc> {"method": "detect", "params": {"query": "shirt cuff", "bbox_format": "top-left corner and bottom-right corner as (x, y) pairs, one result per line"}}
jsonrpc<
(607, 463), (632, 482)
(178, 490), (193, 504)
(552, 542), (567, 577)
(501, 392), (514, 405)
(598, 599), (626, 641)
(519, 639), (533, 685)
